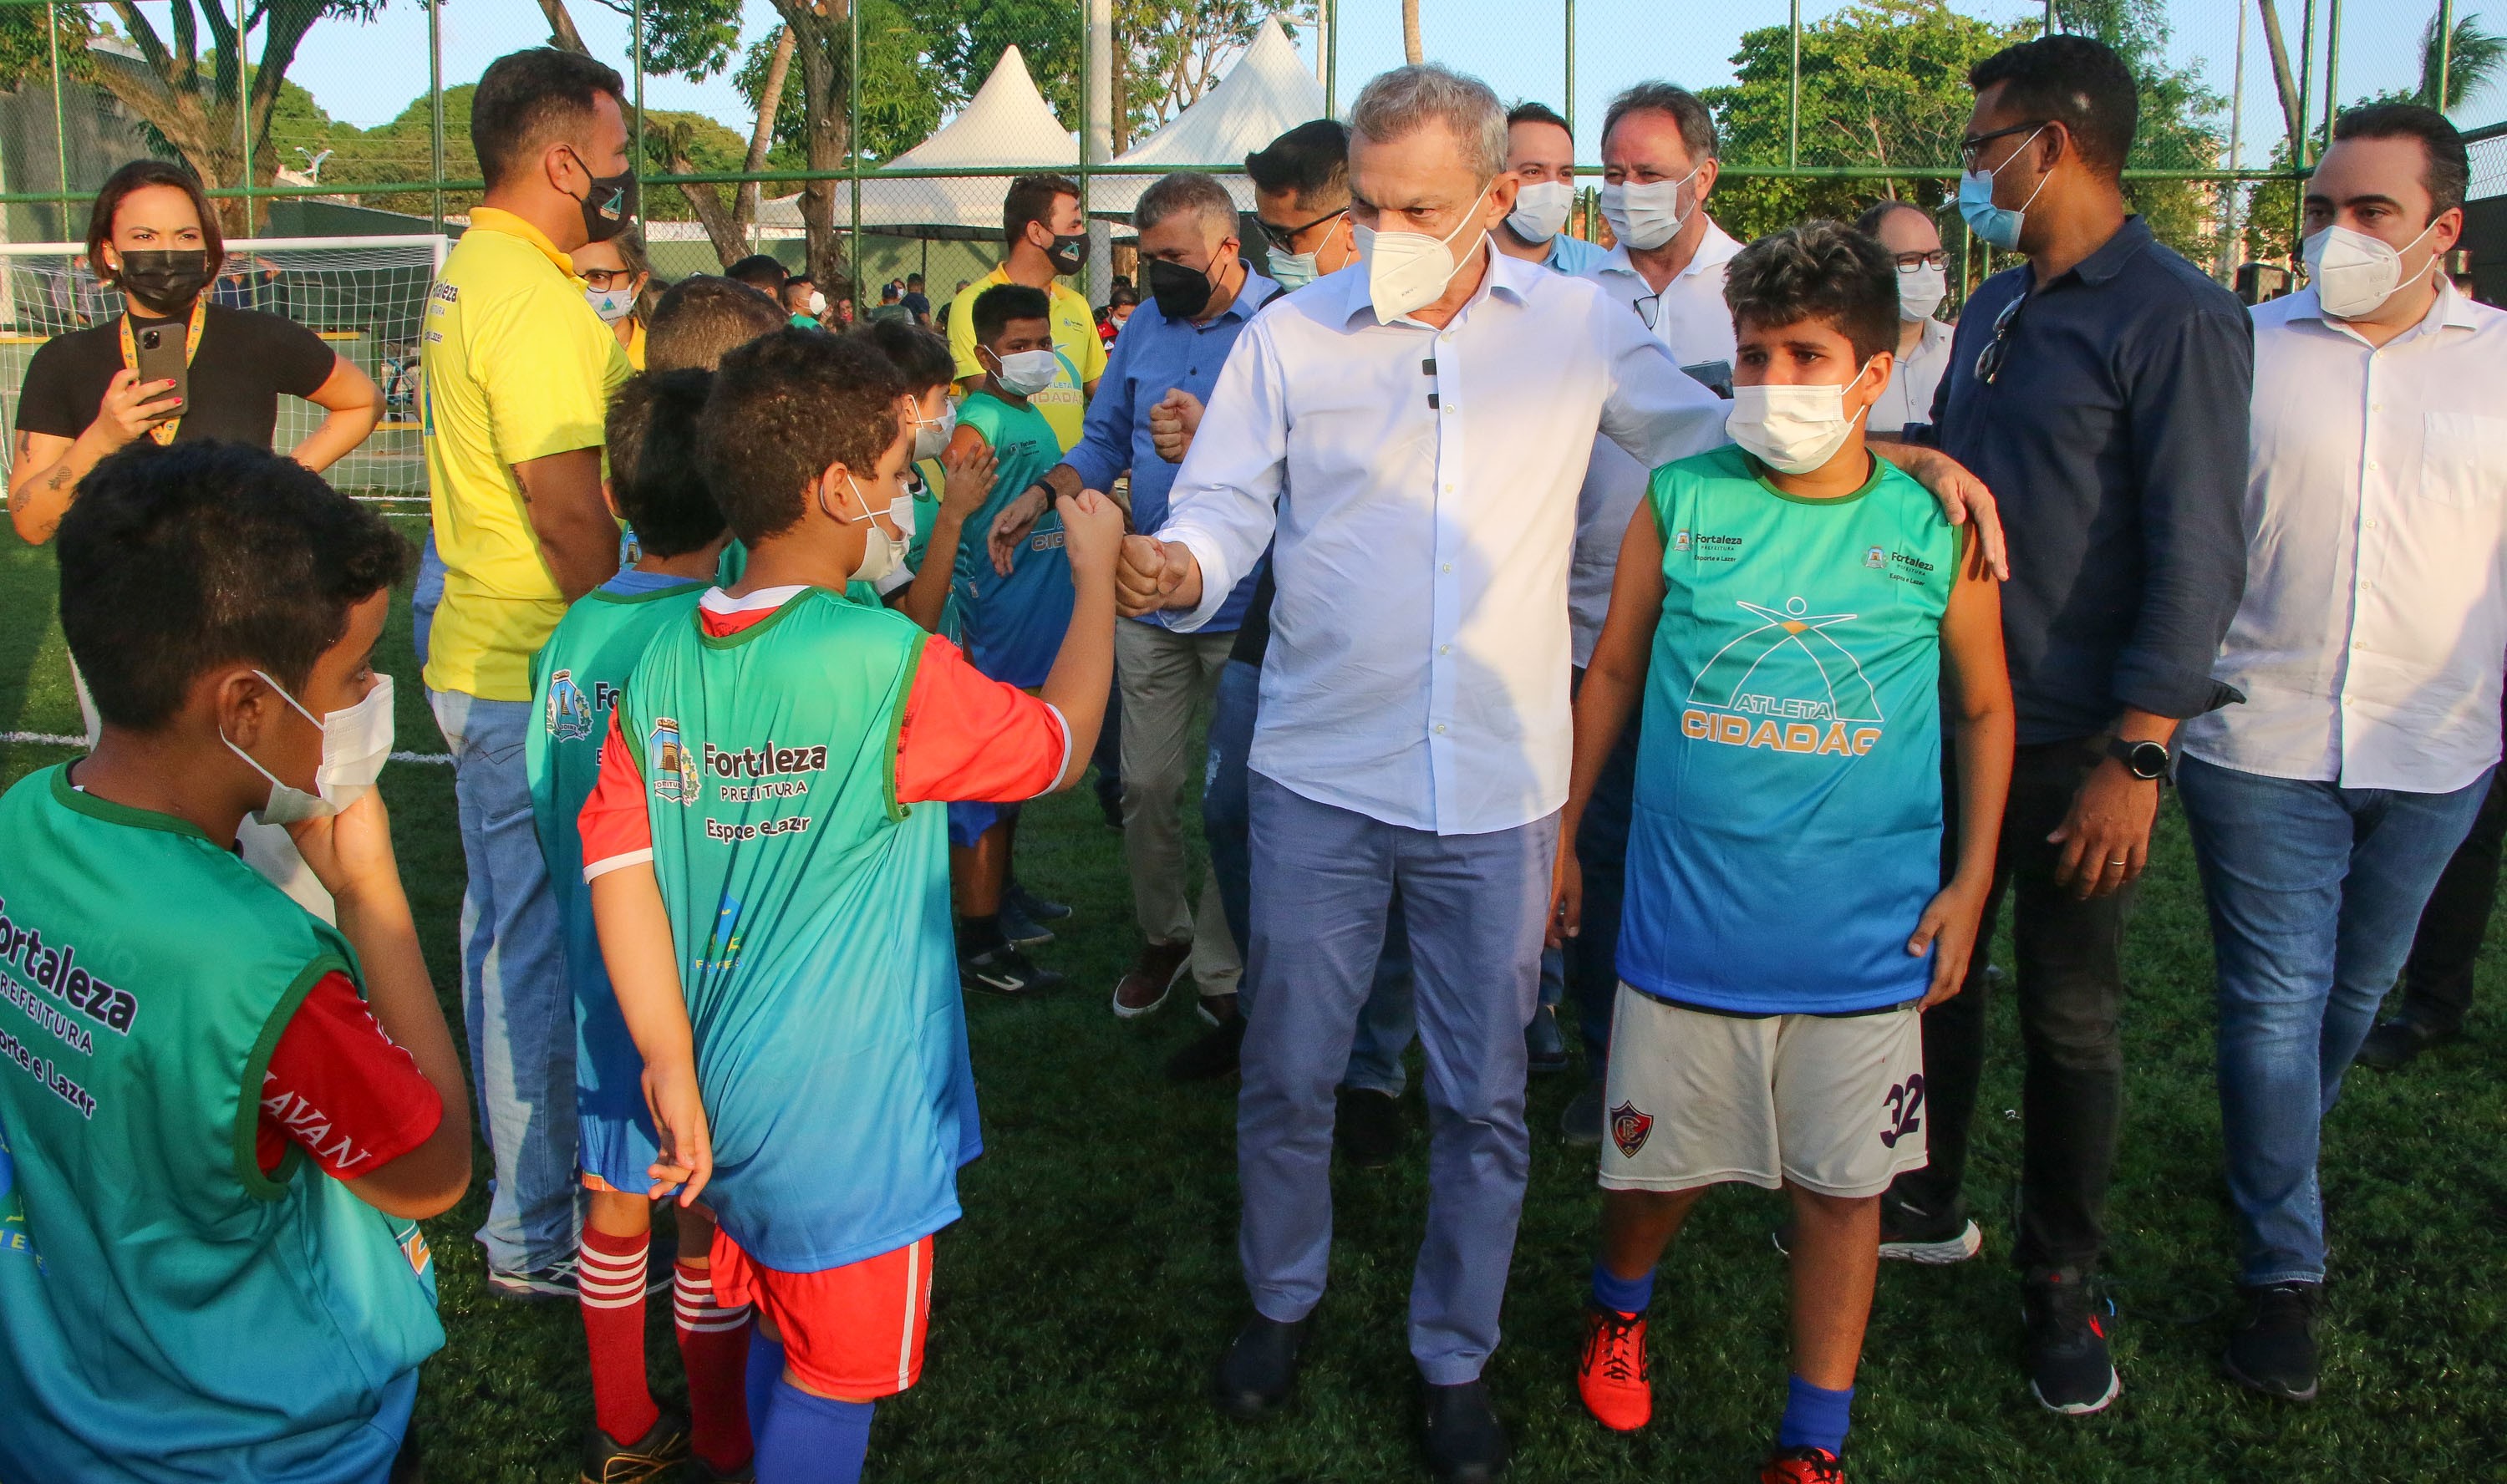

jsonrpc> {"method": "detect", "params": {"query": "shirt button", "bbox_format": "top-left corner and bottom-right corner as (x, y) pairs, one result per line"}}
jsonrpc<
(2367, 460), (2379, 470)
(1444, 483), (1455, 492)
(1442, 562), (1453, 572)
(1435, 724), (1448, 734)
(1439, 644), (1451, 654)
(2364, 519), (2378, 530)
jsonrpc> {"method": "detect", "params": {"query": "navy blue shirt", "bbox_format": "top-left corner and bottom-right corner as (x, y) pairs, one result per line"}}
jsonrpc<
(1062, 266), (1277, 633)
(1909, 216), (2251, 745)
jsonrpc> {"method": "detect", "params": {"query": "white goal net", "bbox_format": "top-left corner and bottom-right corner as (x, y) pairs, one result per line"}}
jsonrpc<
(0, 235), (448, 499)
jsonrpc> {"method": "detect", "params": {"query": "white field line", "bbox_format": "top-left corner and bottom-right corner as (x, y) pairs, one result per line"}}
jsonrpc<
(0, 730), (453, 765)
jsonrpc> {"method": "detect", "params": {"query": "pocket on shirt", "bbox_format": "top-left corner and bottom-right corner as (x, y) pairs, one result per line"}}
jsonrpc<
(2419, 412), (2507, 507)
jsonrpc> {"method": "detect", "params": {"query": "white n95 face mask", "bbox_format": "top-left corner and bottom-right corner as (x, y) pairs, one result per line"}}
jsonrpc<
(1899, 263), (1948, 323)
(1359, 186), (1493, 322)
(827, 473), (909, 585)
(806, 289), (829, 316)
(991, 348), (1062, 397)
(913, 399), (958, 460)
(1726, 361), (1875, 475)
(225, 670), (396, 826)
(1507, 180), (1574, 244)
(1599, 169), (1699, 252)
(2304, 221), (2440, 320)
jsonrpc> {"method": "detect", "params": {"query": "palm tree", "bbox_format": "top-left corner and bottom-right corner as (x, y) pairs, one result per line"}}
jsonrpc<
(1402, 0), (1422, 64)
(2422, 6), (2507, 111)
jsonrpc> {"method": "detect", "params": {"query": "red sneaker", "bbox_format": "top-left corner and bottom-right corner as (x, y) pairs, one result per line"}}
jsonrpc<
(1760, 1445), (1846, 1483)
(1574, 1301), (1651, 1431)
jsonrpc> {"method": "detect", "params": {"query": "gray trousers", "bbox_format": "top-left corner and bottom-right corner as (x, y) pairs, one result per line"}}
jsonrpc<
(1238, 772), (1556, 1384)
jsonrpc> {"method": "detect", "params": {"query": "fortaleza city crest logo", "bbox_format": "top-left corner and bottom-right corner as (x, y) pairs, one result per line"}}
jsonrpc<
(544, 668), (595, 742)
(1609, 1101), (1653, 1157)
(1680, 595), (1887, 759)
(1864, 546), (1887, 569)
(647, 716), (701, 806)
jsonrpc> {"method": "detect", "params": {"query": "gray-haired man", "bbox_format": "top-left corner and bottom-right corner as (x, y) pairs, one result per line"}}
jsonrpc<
(989, 171), (1272, 1023)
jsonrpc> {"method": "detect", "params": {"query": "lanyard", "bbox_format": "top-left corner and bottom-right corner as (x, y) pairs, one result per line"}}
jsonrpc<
(116, 298), (208, 446)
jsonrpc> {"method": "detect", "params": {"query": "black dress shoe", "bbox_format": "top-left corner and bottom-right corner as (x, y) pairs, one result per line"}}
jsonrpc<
(1213, 1312), (1311, 1420)
(1335, 1087), (1401, 1169)
(2355, 1015), (2454, 1071)
(1166, 1013), (1246, 1083)
(1424, 1379), (1509, 1482)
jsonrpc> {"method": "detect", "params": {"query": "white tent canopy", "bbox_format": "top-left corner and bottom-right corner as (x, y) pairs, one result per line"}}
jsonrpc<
(757, 45), (1076, 237)
(1094, 18), (1326, 219)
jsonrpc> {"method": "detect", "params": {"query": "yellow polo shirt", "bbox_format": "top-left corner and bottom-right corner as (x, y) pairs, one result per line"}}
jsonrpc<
(420, 208), (632, 701)
(947, 266), (1106, 454)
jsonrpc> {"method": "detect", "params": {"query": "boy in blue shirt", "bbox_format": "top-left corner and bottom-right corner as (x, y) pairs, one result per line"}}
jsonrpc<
(1554, 221), (2015, 1481)
(530, 366), (753, 1481)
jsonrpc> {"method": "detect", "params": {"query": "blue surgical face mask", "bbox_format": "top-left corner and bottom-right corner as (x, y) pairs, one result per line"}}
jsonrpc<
(1956, 125), (2051, 252)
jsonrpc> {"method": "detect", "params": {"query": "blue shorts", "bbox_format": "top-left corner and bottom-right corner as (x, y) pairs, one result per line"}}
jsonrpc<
(947, 799), (1023, 849)
(575, 967), (662, 1194)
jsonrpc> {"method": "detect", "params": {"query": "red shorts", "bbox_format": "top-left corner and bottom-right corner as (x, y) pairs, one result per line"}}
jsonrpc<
(711, 1229), (933, 1400)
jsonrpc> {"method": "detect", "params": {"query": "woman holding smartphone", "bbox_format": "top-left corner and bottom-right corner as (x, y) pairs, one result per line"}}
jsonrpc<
(8, 160), (381, 545)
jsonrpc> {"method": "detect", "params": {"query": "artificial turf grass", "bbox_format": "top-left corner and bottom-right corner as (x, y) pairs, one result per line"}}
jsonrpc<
(1, 517), (2502, 1481)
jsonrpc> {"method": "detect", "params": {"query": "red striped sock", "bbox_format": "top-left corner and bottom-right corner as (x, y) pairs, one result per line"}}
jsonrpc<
(578, 1227), (660, 1448)
(674, 1260), (755, 1472)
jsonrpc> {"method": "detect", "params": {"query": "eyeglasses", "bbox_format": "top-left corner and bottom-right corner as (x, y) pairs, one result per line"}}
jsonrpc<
(1631, 292), (1663, 330)
(1975, 292), (2027, 385)
(1258, 207), (1347, 252)
(1894, 250), (1950, 273)
(1957, 119), (2050, 170)
(579, 267), (638, 291)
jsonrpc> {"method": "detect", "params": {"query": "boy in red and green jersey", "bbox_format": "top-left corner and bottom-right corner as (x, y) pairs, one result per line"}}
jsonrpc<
(0, 441), (470, 1483)
(579, 329), (1122, 1484)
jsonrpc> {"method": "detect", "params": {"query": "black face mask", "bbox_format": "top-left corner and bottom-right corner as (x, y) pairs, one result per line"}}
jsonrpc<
(115, 249), (213, 313)
(1147, 256), (1219, 321)
(567, 149), (640, 244)
(1044, 231), (1087, 275)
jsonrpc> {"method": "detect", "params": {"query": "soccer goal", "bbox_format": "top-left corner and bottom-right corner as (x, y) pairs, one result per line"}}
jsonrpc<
(0, 235), (450, 501)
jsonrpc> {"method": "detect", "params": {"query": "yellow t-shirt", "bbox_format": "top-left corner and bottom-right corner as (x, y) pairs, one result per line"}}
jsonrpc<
(947, 267), (1107, 455)
(624, 318), (647, 371)
(420, 208), (633, 701)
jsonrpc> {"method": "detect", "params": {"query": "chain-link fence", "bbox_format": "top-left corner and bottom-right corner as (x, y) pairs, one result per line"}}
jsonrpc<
(0, 1), (2484, 318)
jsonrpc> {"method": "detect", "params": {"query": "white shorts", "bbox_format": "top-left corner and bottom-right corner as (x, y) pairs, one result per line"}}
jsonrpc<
(1598, 982), (1929, 1200)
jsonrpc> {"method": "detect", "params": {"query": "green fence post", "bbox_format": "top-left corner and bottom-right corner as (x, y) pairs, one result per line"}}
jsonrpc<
(633, 0), (646, 241)
(430, 0), (445, 236)
(849, 0), (863, 292)
(1564, 0), (1574, 141)
(1325, 0), (1338, 118)
(1787, 0), (1801, 172)
(236, 0), (253, 236)
(48, 3), (69, 236)
(2438, 0), (2457, 107)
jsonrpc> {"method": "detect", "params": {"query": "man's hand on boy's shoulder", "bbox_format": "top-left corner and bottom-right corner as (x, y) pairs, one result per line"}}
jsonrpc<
(1057, 490), (1126, 582)
(1879, 444), (2009, 582)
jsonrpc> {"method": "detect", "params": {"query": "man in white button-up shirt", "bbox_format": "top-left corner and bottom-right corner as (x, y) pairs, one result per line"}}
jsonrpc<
(1116, 64), (2000, 1478)
(2174, 104), (2500, 1405)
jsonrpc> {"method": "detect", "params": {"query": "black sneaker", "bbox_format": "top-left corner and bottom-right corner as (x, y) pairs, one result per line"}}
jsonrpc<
(1526, 1004), (1569, 1075)
(959, 943), (1065, 996)
(1423, 1378), (1510, 1484)
(581, 1410), (689, 1483)
(1167, 1013), (1247, 1083)
(1336, 1087), (1402, 1169)
(1213, 1312), (1311, 1420)
(488, 1255), (582, 1303)
(2354, 1016), (2454, 1072)
(1772, 1186), (1982, 1263)
(998, 897), (1055, 949)
(1006, 879), (1072, 922)
(2023, 1268), (2121, 1415)
(1559, 1076), (1604, 1147)
(2224, 1281), (2322, 1402)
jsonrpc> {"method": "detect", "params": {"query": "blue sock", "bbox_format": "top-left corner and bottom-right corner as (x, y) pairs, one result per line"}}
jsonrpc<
(1589, 1262), (1655, 1317)
(745, 1329), (786, 1441)
(755, 1379), (872, 1484)
(1777, 1373), (1854, 1456)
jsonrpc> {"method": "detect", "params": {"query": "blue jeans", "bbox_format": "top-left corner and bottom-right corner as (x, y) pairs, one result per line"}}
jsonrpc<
(1238, 774), (1556, 1383)
(1204, 658), (1414, 1094)
(2179, 755), (2492, 1286)
(412, 533), (446, 671)
(429, 686), (581, 1273)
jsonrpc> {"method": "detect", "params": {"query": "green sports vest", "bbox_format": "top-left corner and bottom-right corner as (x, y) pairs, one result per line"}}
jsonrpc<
(0, 767), (441, 1482)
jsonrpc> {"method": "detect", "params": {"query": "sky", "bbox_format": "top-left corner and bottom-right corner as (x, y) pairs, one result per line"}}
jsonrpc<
(272, 0), (2469, 171)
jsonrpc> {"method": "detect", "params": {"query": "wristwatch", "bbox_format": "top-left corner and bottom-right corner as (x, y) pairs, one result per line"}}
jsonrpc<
(2104, 736), (2173, 781)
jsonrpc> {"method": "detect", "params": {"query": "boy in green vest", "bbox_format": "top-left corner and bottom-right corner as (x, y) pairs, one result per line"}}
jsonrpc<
(0, 440), (471, 1482)
(1555, 221), (2013, 1482)
(577, 328), (1120, 1484)
(531, 367), (754, 1481)
(942, 284), (1080, 997)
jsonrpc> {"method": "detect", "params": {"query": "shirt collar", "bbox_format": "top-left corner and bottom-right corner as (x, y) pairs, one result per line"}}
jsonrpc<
(1150, 266), (1278, 330)
(467, 207), (578, 279)
(2290, 272), (2480, 341)
(1594, 216), (1740, 281)
(2057, 214), (2155, 288)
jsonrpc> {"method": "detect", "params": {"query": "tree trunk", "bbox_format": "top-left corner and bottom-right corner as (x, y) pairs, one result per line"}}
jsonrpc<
(94, 0), (326, 236)
(740, 27), (798, 230)
(770, 2), (851, 294)
(1401, 0), (1423, 65)
(536, 0), (592, 55)
(2253, 0), (2306, 158)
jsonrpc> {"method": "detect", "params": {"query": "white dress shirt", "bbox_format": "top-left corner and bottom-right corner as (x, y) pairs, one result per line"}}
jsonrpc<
(1568, 220), (1745, 665)
(1870, 314), (1955, 434)
(1159, 248), (1726, 835)
(2179, 280), (2507, 794)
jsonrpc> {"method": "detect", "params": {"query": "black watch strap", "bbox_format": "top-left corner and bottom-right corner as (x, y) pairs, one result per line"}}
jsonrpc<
(2104, 736), (2172, 781)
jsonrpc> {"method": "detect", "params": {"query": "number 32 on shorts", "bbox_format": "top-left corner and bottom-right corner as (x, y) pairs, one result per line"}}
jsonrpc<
(1879, 1074), (1926, 1149)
